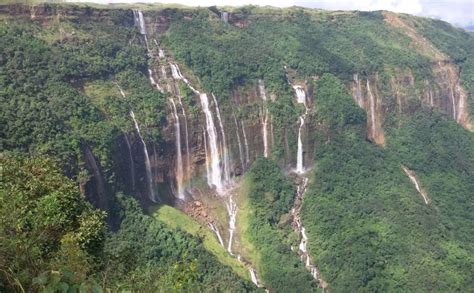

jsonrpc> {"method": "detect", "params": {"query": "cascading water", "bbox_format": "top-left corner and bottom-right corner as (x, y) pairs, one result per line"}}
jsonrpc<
(233, 114), (245, 172)
(291, 177), (328, 290)
(226, 196), (238, 254)
(241, 121), (250, 165)
(170, 63), (200, 94)
(212, 93), (231, 183)
(402, 166), (430, 205)
(209, 222), (225, 247)
(293, 85), (308, 174)
(259, 80), (270, 158)
(130, 110), (157, 202)
(170, 98), (185, 199)
(123, 135), (136, 190)
(115, 82), (136, 190)
(353, 74), (364, 108)
(200, 93), (223, 191)
(366, 80), (377, 139)
(177, 95), (191, 179)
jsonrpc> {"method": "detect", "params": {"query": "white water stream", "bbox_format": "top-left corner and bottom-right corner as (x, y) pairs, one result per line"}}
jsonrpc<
(130, 110), (157, 202)
(366, 79), (377, 139)
(402, 166), (430, 205)
(170, 98), (185, 199)
(259, 80), (270, 158)
(293, 85), (308, 174)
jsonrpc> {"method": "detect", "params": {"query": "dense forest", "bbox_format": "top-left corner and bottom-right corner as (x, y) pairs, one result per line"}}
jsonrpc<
(1, 3), (473, 292)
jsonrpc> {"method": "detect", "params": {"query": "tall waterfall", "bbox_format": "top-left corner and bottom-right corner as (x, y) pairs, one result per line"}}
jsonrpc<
(259, 80), (270, 158)
(178, 95), (191, 179)
(212, 94), (231, 183)
(115, 83), (136, 190)
(200, 93), (223, 191)
(170, 98), (185, 199)
(123, 135), (136, 190)
(293, 85), (308, 174)
(233, 114), (245, 172)
(132, 9), (149, 50)
(366, 80), (377, 139)
(241, 121), (250, 165)
(130, 110), (157, 202)
(353, 74), (365, 108)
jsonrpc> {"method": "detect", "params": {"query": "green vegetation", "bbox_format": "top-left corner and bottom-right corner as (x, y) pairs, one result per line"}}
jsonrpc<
(302, 74), (473, 291)
(152, 205), (250, 279)
(244, 157), (315, 292)
(0, 154), (256, 291)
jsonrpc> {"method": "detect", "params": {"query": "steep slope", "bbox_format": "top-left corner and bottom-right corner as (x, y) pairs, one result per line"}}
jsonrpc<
(0, 3), (473, 292)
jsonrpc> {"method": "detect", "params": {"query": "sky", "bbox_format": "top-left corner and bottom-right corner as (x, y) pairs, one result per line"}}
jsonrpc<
(68, 0), (474, 26)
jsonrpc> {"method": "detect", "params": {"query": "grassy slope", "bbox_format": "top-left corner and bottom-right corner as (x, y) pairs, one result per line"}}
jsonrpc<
(150, 204), (249, 280)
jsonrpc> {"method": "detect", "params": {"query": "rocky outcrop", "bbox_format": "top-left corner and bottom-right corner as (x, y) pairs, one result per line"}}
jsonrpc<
(383, 11), (471, 130)
(352, 74), (386, 145)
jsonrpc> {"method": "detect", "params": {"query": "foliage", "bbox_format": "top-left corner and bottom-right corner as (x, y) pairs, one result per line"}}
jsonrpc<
(0, 154), (106, 292)
(245, 157), (315, 292)
(103, 195), (257, 292)
(301, 74), (474, 291)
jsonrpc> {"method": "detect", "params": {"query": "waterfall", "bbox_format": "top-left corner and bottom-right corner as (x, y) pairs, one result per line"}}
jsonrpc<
(241, 121), (250, 165)
(115, 82), (136, 190)
(170, 63), (200, 94)
(353, 74), (364, 108)
(200, 93), (223, 191)
(170, 98), (185, 199)
(130, 110), (157, 202)
(249, 268), (260, 287)
(366, 80), (377, 139)
(226, 196), (238, 254)
(293, 85), (308, 174)
(209, 222), (225, 247)
(259, 80), (270, 158)
(233, 114), (245, 172)
(123, 135), (136, 190)
(221, 11), (229, 23)
(178, 95), (191, 179)
(296, 116), (305, 173)
(291, 176), (328, 289)
(133, 9), (149, 50)
(450, 86), (457, 121)
(212, 93), (231, 183)
(402, 166), (430, 205)
(429, 90), (434, 107)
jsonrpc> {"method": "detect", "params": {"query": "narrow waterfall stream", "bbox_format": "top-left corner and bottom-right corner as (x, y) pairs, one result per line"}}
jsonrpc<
(130, 110), (157, 202)
(170, 63), (200, 94)
(291, 176), (328, 291)
(353, 74), (365, 108)
(293, 85), (309, 174)
(366, 79), (377, 139)
(226, 195), (238, 254)
(177, 95), (191, 180)
(233, 114), (246, 172)
(212, 93), (231, 183)
(402, 166), (430, 205)
(133, 9), (164, 93)
(259, 80), (270, 158)
(170, 98), (185, 199)
(241, 121), (250, 165)
(209, 222), (225, 247)
(123, 135), (136, 190)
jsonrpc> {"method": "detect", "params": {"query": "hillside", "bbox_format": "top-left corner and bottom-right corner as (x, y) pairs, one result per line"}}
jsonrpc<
(0, 3), (473, 292)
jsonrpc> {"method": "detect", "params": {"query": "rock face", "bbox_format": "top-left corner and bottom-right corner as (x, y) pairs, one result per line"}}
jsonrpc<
(348, 12), (472, 145)
(4, 5), (470, 210)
